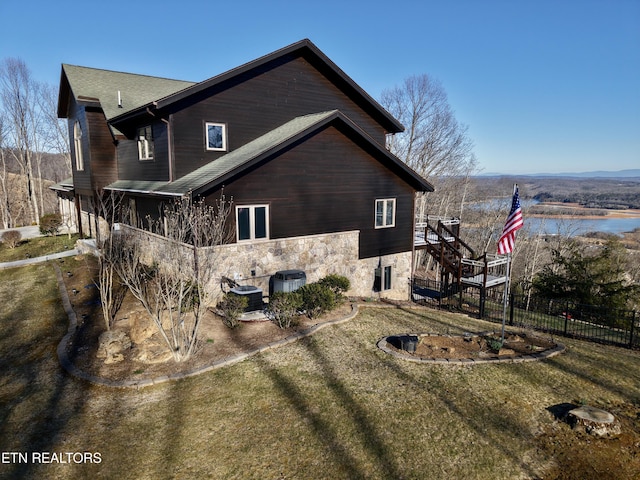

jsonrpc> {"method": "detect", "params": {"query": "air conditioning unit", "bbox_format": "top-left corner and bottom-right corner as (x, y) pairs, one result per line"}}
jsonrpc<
(230, 285), (263, 312)
(269, 269), (306, 296)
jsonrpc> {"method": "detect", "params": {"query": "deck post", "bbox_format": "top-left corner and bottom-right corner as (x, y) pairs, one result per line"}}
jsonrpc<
(509, 293), (515, 326)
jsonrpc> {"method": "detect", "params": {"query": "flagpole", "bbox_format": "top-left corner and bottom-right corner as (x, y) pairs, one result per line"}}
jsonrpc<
(500, 183), (517, 344)
(501, 252), (511, 343)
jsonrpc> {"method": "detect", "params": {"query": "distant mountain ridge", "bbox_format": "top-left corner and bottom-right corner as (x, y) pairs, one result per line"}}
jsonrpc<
(480, 169), (640, 179)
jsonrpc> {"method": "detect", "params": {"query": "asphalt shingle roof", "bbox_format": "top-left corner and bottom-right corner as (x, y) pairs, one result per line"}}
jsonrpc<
(60, 65), (195, 134)
(105, 110), (433, 196)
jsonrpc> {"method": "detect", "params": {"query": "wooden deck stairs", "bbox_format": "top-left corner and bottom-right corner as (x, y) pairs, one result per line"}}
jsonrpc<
(414, 216), (509, 301)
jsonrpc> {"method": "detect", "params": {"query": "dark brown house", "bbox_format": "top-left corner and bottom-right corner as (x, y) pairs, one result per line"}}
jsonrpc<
(54, 39), (433, 299)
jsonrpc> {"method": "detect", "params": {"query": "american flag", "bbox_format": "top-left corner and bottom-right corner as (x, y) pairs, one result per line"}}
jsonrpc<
(497, 186), (524, 255)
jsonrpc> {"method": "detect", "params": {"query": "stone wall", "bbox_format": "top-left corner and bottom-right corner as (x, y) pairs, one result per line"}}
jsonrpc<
(116, 225), (412, 303)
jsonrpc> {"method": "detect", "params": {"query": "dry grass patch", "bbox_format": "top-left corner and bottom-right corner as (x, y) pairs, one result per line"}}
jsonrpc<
(0, 234), (79, 263)
(1, 269), (639, 479)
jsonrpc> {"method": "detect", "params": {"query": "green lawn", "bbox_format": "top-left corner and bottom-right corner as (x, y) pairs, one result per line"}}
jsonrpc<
(0, 234), (80, 262)
(1, 262), (639, 479)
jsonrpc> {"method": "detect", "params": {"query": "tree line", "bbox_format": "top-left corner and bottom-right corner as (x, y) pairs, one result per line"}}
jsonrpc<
(0, 58), (71, 229)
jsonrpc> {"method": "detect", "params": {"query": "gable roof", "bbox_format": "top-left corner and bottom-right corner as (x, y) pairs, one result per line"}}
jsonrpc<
(105, 110), (432, 197)
(108, 39), (404, 135)
(57, 65), (195, 134)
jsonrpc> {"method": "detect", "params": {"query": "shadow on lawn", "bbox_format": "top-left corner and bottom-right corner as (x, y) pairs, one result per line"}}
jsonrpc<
(254, 339), (402, 479)
(0, 263), (94, 480)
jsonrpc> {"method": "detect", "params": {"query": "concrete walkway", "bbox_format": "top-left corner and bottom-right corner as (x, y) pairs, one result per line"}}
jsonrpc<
(0, 248), (80, 270)
(0, 225), (41, 240)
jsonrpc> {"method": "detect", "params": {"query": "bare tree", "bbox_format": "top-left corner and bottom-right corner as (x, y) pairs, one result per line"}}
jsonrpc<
(39, 83), (71, 179)
(94, 190), (128, 330)
(0, 113), (12, 229)
(381, 74), (478, 220)
(382, 74), (478, 276)
(116, 193), (233, 361)
(0, 58), (41, 224)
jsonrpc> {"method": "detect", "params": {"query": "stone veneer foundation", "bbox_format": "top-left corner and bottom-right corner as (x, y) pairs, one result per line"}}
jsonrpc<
(206, 230), (412, 302)
(119, 225), (412, 303)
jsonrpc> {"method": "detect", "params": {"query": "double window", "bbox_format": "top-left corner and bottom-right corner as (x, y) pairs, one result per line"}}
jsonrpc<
(375, 198), (396, 228)
(137, 126), (154, 160)
(205, 122), (227, 151)
(73, 121), (84, 171)
(236, 205), (269, 241)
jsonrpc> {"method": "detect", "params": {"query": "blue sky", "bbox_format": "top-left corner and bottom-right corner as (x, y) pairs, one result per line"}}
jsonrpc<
(1, 0), (638, 175)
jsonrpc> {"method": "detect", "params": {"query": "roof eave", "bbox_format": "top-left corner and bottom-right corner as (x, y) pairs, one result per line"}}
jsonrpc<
(111, 39), (404, 133)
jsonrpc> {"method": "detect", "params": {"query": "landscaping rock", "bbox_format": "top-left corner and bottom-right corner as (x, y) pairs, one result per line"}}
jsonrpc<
(134, 338), (174, 364)
(567, 405), (621, 437)
(97, 330), (131, 364)
(129, 311), (156, 344)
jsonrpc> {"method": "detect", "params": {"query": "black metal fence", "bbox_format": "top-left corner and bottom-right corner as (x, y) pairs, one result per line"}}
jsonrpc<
(411, 278), (639, 349)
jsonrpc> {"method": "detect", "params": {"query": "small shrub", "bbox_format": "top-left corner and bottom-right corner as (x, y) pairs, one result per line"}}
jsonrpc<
(318, 274), (350, 298)
(1, 230), (22, 249)
(267, 290), (303, 329)
(218, 293), (248, 328)
(485, 336), (504, 353)
(39, 213), (62, 236)
(298, 282), (336, 319)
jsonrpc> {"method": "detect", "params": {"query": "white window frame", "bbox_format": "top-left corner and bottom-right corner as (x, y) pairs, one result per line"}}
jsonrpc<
(205, 122), (227, 151)
(236, 205), (269, 242)
(137, 125), (154, 160)
(374, 198), (396, 228)
(73, 121), (84, 171)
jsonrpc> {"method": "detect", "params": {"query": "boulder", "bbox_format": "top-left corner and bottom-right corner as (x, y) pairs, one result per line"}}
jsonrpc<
(96, 330), (131, 364)
(567, 405), (621, 437)
(129, 311), (157, 344)
(133, 338), (174, 364)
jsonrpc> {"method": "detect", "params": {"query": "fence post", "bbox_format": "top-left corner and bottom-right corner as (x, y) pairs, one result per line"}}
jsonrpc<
(563, 301), (569, 335)
(630, 310), (636, 348)
(509, 293), (515, 326)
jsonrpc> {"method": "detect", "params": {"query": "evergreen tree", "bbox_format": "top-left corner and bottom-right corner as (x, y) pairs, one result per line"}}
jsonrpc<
(533, 238), (639, 312)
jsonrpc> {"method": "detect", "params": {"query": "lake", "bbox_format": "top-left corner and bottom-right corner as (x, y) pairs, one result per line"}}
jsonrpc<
(525, 216), (640, 236)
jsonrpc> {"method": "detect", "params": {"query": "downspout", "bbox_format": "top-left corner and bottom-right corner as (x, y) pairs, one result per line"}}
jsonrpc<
(161, 115), (174, 182)
(75, 193), (83, 238)
(410, 191), (417, 301)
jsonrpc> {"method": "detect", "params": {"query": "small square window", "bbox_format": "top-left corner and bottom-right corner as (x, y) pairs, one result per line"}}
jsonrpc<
(375, 198), (396, 228)
(137, 125), (154, 160)
(206, 122), (227, 151)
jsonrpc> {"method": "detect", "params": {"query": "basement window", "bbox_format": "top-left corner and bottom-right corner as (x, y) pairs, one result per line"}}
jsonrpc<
(137, 125), (154, 160)
(205, 122), (227, 151)
(374, 265), (392, 292)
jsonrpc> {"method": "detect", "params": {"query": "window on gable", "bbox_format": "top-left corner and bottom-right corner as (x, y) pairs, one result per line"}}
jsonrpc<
(137, 125), (154, 160)
(205, 122), (227, 151)
(236, 205), (268, 241)
(375, 198), (396, 228)
(73, 121), (84, 171)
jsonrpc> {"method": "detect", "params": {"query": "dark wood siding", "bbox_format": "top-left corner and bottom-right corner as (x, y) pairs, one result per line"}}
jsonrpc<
(204, 125), (414, 259)
(117, 121), (170, 181)
(170, 56), (387, 180)
(68, 101), (92, 195)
